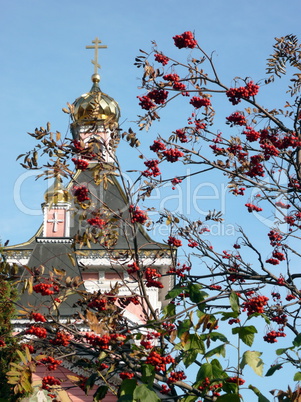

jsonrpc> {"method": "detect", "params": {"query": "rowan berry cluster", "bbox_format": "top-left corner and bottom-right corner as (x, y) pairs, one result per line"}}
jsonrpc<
(272, 250), (285, 261)
(50, 331), (71, 347)
(22, 344), (35, 353)
(31, 312), (47, 322)
(173, 81), (187, 91)
(0, 340), (6, 347)
(154, 53), (169, 65)
(88, 297), (107, 311)
(242, 295), (269, 316)
(245, 203), (262, 213)
(163, 73), (180, 82)
(162, 147), (184, 162)
(271, 313), (287, 326)
(145, 267), (163, 288)
(129, 205), (148, 224)
(226, 376), (245, 385)
(245, 155), (265, 178)
(160, 384), (172, 394)
(226, 81), (259, 105)
(148, 89), (169, 104)
(166, 263), (191, 278)
(119, 372), (134, 380)
(242, 126), (260, 142)
(275, 201), (290, 209)
(40, 356), (62, 371)
(150, 139), (166, 152)
(171, 177), (182, 189)
(198, 377), (223, 397)
(175, 129), (188, 143)
(188, 240), (198, 248)
(143, 159), (161, 177)
(26, 326), (47, 338)
(162, 322), (176, 333)
(268, 230), (283, 247)
(85, 333), (126, 350)
(140, 339), (153, 349)
(87, 217), (106, 228)
(72, 158), (89, 170)
(119, 295), (140, 308)
(173, 31), (197, 49)
(145, 350), (175, 372)
(168, 236), (182, 247)
(137, 95), (156, 110)
(226, 112), (247, 126)
(271, 292), (281, 300)
(209, 284), (222, 290)
(33, 282), (58, 296)
(99, 363), (109, 370)
(286, 293), (296, 301)
(264, 330), (286, 343)
(73, 185), (90, 202)
(42, 376), (61, 390)
(167, 370), (187, 384)
(127, 262), (140, 274)
(190, 96), (211, 108)
(228, 318), (241, 325)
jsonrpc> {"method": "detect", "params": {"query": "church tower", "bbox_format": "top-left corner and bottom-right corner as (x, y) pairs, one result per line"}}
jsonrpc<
(5, 38), (172, 401)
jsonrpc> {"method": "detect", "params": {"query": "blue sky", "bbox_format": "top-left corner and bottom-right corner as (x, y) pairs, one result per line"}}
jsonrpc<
(1, 0), (300, 245)
(1, 2), (301, 398)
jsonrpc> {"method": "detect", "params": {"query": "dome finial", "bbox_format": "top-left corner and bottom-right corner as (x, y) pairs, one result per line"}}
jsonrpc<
(86, 37), (107, 82)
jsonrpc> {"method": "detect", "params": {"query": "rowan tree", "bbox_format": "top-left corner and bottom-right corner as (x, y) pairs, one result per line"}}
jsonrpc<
(3, 32), (301, 402)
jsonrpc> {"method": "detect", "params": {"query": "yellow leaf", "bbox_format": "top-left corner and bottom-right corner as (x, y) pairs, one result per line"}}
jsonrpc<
(66, 375), (81, 382)
(53, 267), (66, 276)
(68, 253), (76, 267)
(16, 350), (27, 364)
(180, 331), (190, 346)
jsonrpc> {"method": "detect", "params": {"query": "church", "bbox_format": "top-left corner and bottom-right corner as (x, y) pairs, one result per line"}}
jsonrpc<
(5, 38), (173, 401)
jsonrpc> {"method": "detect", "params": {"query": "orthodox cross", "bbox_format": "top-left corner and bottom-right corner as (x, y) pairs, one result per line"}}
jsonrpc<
(86, 37), (107, 75)
(47, 211), (63, 233)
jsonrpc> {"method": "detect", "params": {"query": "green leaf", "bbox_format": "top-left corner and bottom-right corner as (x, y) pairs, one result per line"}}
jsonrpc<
(196, 363), (213, 382)
(232, 325), (257, 347)
(141, 364), (155, 386)
(118, 379), (136, 399)
(265, 363), (283, 376)
(162, 303), (176, 319)
(276, 347), (291, 356)
(204, 344), (226, 358)
(294, 372), (301, 381)
(85, 373), (98, 395)
(93, 385), (109, 401)
(220, 311), (240, 321)
(183, 349), (198, 368)
(216, 395), (241, 402)
(240, 350), (264, 376)
(207, 331), (228, 343)
(184, 333), (205, 353)
(293, 333), (301, 347)
(178, 319), (192, 338)
(212, 359), (228, 379)
(248, 384), (270, 402)
(229, 291), (240, 313)
(180, 396), (198, 402)
(188, 283), (208, 303)
(133, 384), (160, 401)
(166, 286), (188, 300)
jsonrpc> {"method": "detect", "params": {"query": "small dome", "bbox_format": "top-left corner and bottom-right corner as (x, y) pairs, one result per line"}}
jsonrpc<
(44, 177), (71, 203)
(71, 74), (120, 123)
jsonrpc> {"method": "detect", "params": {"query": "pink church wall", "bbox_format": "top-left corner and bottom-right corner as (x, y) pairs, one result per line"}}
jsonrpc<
(46, 209), (66, 237)
(32, 364), (117, 401)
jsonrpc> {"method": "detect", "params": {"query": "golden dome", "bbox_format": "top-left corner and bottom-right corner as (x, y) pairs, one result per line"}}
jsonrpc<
(71, 74), (120, 123)
(44, 176), (71, 203)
